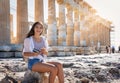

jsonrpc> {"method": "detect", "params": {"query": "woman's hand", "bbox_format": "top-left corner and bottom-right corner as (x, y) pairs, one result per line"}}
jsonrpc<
(33, 52), (39, 56)
(40, 48), (48, 55)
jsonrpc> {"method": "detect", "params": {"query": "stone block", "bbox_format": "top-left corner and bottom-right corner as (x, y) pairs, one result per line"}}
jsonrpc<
(70, 47), (77, 52)
(10, 44), (23, 51)
(0, 44), (23, 52)
(15, 52), (23, 58)
(55, 52), (66, 57)
(64, 47), (70, 52)
(65, 52), (76, 56)
(48, 52), (58, 56)
(0, 52), (14, 58)
(49, 46), (64, 52)
(76, 47), (82, 52)
(63, 46), (76, 52)
(0, 46), (11, 51)
(48, 52), (65, 56)
(48, 51), (76, 56)
(22, 70), (59, 83)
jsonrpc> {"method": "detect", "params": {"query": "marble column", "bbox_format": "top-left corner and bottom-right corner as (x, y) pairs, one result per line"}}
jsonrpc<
(104, 26), (107, 45)
(90, 23), (95, 46)
(35, 0), (44, 22)
(106, 27), (109, 45)
(10, 14), (14, 43)
(103, 25), (105, 45)
(99, 23), (103, 45)
(74, 8), (80, 46)
(17, 0), (28, 43)
(97, 23), (102, 44)
(99, 24), (103, 45)
(106, 28), (109, 46)
(107, 23), (111, 46)
(79, 13), (86, 46)
(87, 21), (91, 46)
(66, 3), (74, 46)
(47, 0), (57, 46)
(84, 19), (89, 46)
(0, 0), (10, 44)
(96, 23), (99, 46)
(57, 0), (66, 46)
(108, 26), (111, 46)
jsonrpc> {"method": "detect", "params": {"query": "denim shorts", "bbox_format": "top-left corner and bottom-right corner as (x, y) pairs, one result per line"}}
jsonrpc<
(28, 58), (43, 70)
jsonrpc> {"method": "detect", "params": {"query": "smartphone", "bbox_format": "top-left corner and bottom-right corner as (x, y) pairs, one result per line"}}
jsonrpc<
(33, 48), (40, 53)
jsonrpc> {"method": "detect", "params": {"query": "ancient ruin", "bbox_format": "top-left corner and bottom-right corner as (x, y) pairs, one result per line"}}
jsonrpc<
(0, 0), (112, 57)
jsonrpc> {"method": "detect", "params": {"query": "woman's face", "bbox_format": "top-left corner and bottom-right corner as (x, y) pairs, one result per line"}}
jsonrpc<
(34, 24), (43, 35)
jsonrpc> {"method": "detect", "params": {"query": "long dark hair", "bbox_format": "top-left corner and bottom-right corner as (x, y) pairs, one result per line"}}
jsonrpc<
(26, 22), (44, 38)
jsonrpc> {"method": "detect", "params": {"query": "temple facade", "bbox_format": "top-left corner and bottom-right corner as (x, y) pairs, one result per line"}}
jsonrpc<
(0, 0), (112, 49)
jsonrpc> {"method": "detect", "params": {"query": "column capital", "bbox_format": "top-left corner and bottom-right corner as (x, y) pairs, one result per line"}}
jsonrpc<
(66, 3), (73, 10)
(73, 8), (78, 13)
(57, 0), (64, 4)
(74, 8), (79, 19)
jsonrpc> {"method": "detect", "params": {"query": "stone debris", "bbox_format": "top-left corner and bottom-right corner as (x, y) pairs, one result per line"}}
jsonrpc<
(0, 53), (120, 83)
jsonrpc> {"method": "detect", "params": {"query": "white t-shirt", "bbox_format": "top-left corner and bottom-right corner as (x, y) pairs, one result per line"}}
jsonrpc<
(23, 36), (49, 61)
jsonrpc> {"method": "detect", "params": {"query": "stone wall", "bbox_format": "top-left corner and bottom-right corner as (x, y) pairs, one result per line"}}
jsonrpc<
(0, 44), (23, 58)
(0, 44), (108, 58)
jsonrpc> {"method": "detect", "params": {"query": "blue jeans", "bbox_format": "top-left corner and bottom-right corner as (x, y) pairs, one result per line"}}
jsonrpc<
(28, 58), (43, 70)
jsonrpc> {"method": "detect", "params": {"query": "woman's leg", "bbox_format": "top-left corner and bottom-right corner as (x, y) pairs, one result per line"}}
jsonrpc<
(48, 62), (64, 83)
(32, 62), (58, 83)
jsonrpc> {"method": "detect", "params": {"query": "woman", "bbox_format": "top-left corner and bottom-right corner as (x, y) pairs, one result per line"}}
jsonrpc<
(23, 22), (64, 83)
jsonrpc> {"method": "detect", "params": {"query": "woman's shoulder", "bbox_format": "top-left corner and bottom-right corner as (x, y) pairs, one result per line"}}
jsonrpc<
(24, 37), (32, 42)
(41, 36), (47, 41)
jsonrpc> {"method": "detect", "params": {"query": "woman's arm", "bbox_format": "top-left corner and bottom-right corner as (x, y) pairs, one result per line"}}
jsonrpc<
(23, 52), (39, 57)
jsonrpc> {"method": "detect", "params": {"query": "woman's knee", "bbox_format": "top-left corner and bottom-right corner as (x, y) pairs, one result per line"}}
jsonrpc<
(50, 66), (58, 74)
(55, 62), (63, 68)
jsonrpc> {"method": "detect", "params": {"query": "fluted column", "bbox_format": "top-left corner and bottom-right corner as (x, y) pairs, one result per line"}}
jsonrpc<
(84, 21), (89, 46)
(17, 0), (28, 43)
(105, 27), (108, 45)
(57, 0), (66, 46)
(106, 27), (108, 45)
(66, 3), (74, 46)
(79, 13), (86, 46)
(88, 21), (91, 46)
(10, 14), (14, 43)
(74, 8), (80, 46)
(96, 23), (99, 45)
(91, 23), (95, 46)
(0, 0), (10, 44)
(99, 23), (103, 45)
(103, 25), (106, 46)
(108, 26), (111, 45)
(97, 23), (100, 45)
(35, 0), (44, 22)
(47, 0), (57, 46)
(104, 26), (106, 45)
(99, 24), (103, 45)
